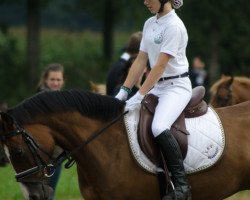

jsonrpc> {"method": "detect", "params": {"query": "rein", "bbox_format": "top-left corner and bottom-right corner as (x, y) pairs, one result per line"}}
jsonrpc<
(0, 110), (128, 182)
(54, 110), (129, 169)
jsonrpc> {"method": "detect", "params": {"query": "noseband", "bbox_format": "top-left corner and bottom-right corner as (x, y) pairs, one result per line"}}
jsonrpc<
(0, 111), (128, 182)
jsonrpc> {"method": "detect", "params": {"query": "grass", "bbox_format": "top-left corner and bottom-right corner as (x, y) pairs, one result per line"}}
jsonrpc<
(226, 192), (250, 200)
(0, 164), (82, 200)
(1, 164), (250, 199)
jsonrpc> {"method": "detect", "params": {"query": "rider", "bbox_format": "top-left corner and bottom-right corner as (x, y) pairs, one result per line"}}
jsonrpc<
(115, 0), (191, 199)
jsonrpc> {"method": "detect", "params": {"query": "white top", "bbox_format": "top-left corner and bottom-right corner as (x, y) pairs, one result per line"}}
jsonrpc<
(140, 10), (189, 77)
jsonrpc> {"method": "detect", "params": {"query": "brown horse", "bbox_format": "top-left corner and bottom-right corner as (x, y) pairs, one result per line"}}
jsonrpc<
(0, 101), (9, 166)
(210, 75), (250, 107)
(0, 89), (250, 200)
(90, 81), (106, 95)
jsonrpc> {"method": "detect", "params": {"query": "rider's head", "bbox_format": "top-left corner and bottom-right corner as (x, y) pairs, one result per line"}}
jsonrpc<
(158, 0), (183, 13)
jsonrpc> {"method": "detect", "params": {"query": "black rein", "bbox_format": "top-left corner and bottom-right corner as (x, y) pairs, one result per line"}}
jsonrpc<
(0, 111), (128, 182)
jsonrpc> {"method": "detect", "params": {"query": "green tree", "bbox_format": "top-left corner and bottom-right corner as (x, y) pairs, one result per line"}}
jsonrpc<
(180, 0), (250, 83)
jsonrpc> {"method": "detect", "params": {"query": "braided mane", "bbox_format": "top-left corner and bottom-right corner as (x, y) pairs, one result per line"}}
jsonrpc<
(8, 89), (125, 124)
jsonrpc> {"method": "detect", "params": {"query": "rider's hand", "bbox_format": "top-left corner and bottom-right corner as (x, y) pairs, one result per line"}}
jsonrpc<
(115, 86), (131, 101)
(125, 92), (145, 111)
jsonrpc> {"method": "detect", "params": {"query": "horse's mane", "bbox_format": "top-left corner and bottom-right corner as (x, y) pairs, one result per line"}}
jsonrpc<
(210, 75), (250, 94)
(8, 89), (125, 124)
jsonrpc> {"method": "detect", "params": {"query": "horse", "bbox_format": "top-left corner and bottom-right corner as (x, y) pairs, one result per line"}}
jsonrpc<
(0, 101), (9, 166)
(90, 81), (106, 95)
(0, 89), (250, 200)
(209, 75), (250, 107)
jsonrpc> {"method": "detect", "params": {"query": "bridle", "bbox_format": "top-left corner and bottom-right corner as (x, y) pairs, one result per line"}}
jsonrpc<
(0, 111), (128, 182)
(0, 122), (57, 182)
(215, 81), (233, 107)
(215, 85), (232, 107)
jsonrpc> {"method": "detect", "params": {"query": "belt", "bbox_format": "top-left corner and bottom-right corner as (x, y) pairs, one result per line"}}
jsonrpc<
(158, 72), (189, 82)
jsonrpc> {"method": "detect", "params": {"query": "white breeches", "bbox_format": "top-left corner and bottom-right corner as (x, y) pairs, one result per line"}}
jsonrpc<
(149, 77), (192, 137)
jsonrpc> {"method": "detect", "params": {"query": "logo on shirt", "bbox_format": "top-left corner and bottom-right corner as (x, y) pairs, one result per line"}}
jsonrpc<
(154, 33), (163, 44)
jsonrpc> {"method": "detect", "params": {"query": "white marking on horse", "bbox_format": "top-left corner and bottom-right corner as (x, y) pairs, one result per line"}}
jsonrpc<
(3, 145), (10, 161)
(20, 183), (29, 200)
(4, 145), (29, 200)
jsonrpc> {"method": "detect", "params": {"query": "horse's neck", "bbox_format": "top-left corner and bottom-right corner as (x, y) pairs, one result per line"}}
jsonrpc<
(41, 113), (158, 199)
(73, 117), (137, 195)
(233, 80), (250, 102)
(45, 113), (129, 166)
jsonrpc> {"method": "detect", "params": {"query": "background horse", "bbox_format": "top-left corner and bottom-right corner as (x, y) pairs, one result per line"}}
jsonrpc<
(210, 75), (250, 107)
(89, 81), (106, 95)
(0, 90), (250, 200)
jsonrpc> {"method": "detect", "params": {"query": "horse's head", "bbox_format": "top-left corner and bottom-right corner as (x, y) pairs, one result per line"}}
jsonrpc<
(0, 102), (9, 166)
(209, 75), (234, 108)
(0, 112), (54, 200)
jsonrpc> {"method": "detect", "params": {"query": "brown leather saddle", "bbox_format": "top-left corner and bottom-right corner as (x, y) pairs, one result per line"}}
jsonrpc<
(138, 86), (208, 167)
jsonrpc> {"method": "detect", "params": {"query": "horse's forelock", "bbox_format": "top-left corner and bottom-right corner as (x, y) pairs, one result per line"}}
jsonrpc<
(210, 76), (228, 94)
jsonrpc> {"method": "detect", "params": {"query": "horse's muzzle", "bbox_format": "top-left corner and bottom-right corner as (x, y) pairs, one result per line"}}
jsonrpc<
(24, 182), (54, 200)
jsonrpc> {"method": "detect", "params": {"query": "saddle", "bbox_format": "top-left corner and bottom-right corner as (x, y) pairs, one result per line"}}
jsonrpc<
(138, 86), (208, 167)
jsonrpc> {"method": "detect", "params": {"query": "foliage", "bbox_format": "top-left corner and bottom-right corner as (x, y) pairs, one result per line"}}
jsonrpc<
(0, 0), (250, 105)
(0, 28), (131, 106)
(179, 0), (250, 77)
(0, 27), (29, 106)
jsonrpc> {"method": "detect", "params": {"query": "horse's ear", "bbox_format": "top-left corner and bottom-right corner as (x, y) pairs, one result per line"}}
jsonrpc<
(226, 76), (234, 87)
(90, 81), (97, 91)
(0, 112), (14, 128)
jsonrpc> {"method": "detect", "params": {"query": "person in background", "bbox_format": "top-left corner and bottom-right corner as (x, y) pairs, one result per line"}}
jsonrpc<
(37, 63), (65, 92)
(36, 63), (65, 200)
(106, 31), (143, 97)
(190, 56), (209, 100)
(115, 0), (191, 199)
(189, 56), (209, 88)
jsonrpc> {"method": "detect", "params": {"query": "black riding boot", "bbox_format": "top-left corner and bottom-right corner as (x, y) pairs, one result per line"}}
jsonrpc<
(155, 130), (191, 200)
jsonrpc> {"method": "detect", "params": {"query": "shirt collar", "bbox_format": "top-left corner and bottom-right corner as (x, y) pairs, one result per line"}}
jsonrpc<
(155, 9), (175, 25)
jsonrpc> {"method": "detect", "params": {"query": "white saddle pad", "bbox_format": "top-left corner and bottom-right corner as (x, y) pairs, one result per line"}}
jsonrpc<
(124, 106), (225, 175)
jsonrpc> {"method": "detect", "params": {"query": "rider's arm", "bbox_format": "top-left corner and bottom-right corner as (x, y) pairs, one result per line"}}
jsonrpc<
(139, 52), (171, 95)
(123, 51), (148, 89)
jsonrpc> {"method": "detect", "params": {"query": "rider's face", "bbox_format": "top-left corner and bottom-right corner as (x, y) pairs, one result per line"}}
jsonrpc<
(144, 0), (161, 14)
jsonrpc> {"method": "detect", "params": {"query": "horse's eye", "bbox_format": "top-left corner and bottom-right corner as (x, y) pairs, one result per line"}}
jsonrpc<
(11, 147), (24, 157)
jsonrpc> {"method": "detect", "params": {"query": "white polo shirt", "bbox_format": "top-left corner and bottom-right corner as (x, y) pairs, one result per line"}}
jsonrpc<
(140, 10), (189, 77)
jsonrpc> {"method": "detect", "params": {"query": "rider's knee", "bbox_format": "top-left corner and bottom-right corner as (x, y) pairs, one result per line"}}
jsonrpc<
(152, 123), (170, 138)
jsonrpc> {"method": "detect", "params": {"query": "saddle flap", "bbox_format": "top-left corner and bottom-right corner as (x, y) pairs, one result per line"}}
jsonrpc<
(138, 94), (188, 165)
(142, 94), (158, 114)
(138, 94), (160, 165)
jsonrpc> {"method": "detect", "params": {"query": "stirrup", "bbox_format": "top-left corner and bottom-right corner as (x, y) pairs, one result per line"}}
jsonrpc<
(169, 180), (192, 200)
